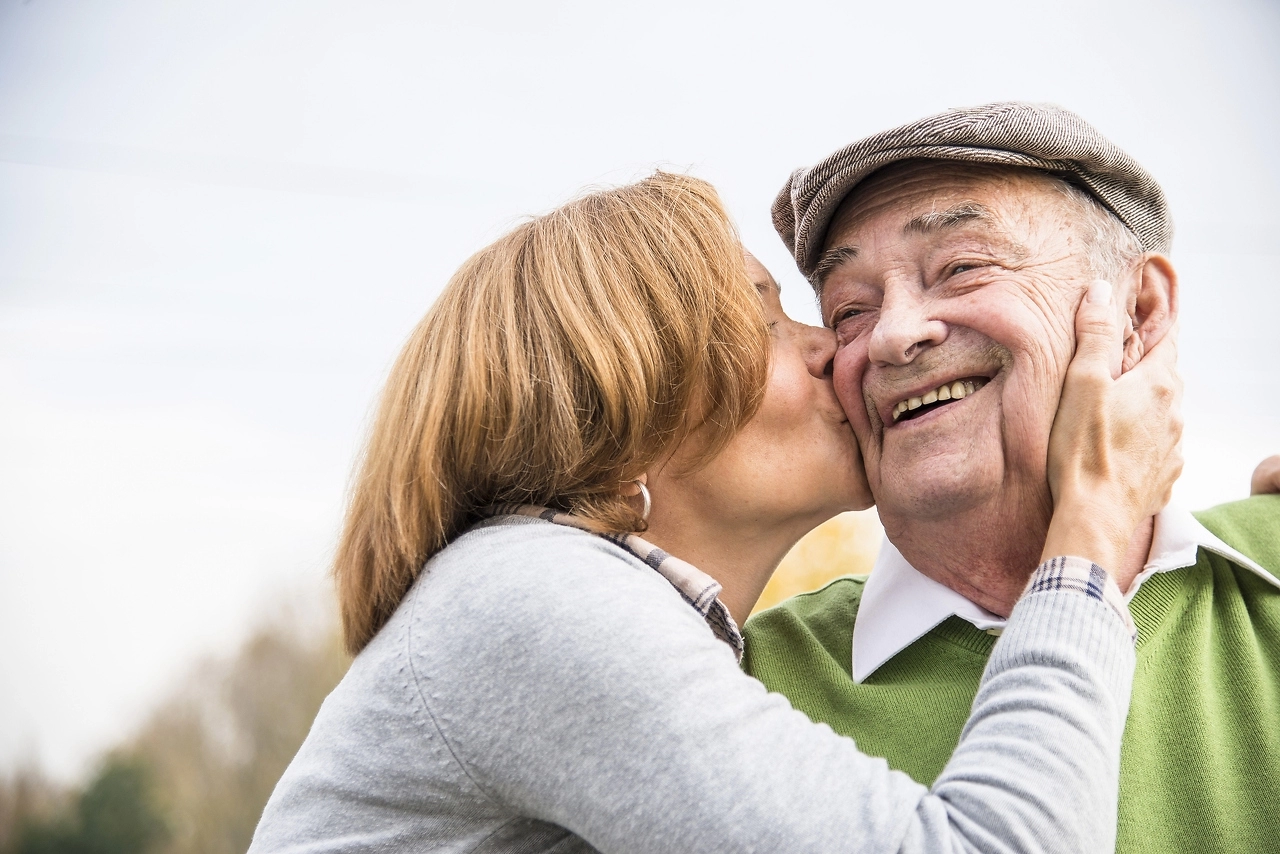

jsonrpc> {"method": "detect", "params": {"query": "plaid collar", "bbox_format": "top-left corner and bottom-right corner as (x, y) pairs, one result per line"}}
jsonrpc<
(483, 504), (744, 660)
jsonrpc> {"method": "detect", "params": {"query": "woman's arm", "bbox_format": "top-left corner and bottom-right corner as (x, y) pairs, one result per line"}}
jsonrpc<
(415, 526), (1133, 854)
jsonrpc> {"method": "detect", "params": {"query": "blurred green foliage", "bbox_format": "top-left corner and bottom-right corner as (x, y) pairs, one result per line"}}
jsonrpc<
(1, 613), (349, 854)
(7, 759), (165, 854)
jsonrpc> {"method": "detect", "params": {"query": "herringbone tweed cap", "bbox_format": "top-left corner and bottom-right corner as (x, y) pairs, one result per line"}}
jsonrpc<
(774, 102), (1173, 278)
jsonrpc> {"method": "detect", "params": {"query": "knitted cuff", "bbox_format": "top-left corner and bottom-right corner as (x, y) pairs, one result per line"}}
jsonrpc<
(1025, 555), (1136, 643)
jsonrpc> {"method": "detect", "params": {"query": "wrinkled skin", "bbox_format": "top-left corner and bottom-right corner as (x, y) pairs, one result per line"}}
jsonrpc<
(818, 162), (1177, 614)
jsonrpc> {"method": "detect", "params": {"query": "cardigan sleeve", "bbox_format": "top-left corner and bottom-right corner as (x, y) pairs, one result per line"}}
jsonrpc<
(409, 522), (1135, 854)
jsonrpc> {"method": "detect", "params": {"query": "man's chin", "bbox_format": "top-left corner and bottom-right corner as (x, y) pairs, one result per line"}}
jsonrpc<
(872, 469), (996, 524)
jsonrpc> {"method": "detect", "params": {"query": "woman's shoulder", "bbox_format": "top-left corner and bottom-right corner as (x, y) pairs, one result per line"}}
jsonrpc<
(427, 514), (653, 592)
(401, 515), (688, 646)
(388, 514), (734, 721)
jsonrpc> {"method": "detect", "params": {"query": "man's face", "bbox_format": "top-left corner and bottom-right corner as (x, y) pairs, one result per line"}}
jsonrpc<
(818, 162), (1097, 529)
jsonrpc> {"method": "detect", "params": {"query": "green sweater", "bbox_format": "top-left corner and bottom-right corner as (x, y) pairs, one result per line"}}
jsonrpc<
(744, 496), (1280, 854)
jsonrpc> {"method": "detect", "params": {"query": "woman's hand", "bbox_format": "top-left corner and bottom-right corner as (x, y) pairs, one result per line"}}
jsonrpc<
(1252, 456), (1280, 496)
(1041, 279), (1184, 575)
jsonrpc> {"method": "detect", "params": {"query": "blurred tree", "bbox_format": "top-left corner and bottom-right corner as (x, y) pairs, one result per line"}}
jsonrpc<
(77, 761), (166, 854)
(127, 615), (349, 854)
(3, 605), (349, 854)
(0, 768), (65, 853)
(5, 758), (165, 854)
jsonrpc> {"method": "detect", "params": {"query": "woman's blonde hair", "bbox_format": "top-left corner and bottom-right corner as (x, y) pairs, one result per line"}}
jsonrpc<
(334, 172), (770, 654)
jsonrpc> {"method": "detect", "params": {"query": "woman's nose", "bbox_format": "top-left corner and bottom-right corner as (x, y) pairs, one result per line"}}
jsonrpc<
(800, 323), (838, 379)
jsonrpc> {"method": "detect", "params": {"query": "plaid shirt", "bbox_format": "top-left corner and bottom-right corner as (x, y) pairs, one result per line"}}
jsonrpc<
(1026, 554), (1137, 642)
(483, 504), (744, 660)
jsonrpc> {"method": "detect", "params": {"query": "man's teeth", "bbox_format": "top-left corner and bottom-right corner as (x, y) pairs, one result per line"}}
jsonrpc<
(892, 379), (986, 422)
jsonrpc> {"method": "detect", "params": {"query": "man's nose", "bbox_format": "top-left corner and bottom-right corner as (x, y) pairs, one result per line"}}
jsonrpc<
(867, 288), (947, 366)
(800, 323), (837, 379)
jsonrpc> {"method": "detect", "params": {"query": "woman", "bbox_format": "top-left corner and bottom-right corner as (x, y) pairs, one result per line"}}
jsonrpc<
(249, 173), (1182, 853)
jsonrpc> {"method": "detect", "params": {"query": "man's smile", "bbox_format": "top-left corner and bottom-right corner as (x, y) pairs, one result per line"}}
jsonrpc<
(887, 375), (992, 424)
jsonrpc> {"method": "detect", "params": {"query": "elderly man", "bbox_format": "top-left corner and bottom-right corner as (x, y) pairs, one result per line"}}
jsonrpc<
(743, 103), (1280, 853)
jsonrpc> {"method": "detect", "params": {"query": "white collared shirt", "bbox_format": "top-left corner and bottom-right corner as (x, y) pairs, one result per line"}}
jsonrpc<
(852, 503), (1280, 683)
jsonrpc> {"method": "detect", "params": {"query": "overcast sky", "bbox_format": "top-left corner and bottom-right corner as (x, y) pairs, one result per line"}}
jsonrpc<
(1, 0), (1277, 780)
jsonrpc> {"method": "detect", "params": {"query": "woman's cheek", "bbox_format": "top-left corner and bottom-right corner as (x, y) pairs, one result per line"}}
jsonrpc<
(765, 359), (815, 423)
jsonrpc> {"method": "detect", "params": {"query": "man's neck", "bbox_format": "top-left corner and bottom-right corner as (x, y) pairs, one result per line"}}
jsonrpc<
(888, 506), (1156, 617)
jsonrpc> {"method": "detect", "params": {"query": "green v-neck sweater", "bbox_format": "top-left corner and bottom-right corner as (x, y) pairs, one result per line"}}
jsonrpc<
(744, 496), (1280, 854)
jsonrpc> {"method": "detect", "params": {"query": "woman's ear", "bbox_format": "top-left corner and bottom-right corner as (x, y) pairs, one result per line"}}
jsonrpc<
(1121, 254), (1178, 373)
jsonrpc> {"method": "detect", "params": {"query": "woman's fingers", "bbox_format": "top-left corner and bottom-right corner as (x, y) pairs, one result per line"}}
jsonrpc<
(1070, 279), (1122, 378)
(1046, 284), (1119, 510)
(1114, 319), (1183, 518)
(1126, 318), (1180, 392)
(1044, 280), (1186, 571)
(1252, 456), (1280, 496)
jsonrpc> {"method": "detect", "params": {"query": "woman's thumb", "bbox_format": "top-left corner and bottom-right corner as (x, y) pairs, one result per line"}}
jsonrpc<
(1073, 279), (1121, 376)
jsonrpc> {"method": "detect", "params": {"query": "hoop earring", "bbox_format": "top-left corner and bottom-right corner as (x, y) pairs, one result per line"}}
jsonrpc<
(628, 480), (652, 523)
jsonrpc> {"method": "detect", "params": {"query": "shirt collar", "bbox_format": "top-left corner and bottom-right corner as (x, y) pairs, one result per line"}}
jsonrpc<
(851, 503), (1280, 683)
(483, 503), (744, 659)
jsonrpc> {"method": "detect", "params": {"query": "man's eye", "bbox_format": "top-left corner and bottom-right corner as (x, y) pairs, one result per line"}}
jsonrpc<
(949, 261), (993, 277)
(833, 307), (864, 325)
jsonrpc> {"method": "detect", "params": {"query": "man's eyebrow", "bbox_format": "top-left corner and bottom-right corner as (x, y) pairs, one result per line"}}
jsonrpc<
(903, 202), (995, 235)
(811, 245), (858, 294)
(813, 202), (1026, 294)
(905, 202), (1031, 260)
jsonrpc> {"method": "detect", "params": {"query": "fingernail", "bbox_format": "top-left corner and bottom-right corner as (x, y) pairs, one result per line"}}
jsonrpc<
(1086, 279), (1112, 305)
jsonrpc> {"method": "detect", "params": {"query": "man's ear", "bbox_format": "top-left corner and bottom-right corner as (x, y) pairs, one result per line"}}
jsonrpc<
(1121, 254), (1178, 373)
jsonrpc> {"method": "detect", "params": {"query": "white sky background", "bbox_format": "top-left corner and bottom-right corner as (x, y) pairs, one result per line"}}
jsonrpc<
(0, 0), (1277, 780)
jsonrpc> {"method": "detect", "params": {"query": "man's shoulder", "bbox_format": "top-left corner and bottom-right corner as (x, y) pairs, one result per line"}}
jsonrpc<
(742, 575), (866, 680)
(748, 575), (867, 634)
(1193, 495), (1280, 576)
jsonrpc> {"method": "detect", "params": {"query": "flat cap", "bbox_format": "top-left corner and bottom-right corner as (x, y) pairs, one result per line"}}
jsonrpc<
(774, 101), (1173, 279)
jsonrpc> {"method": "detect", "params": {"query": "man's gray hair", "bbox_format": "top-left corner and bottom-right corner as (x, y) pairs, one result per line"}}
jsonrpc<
(1052, 177), (1147, 282)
